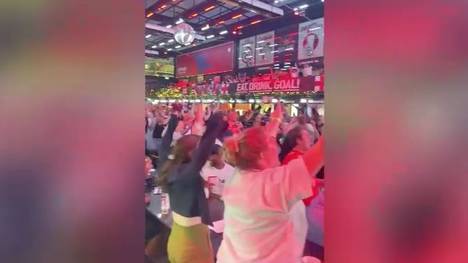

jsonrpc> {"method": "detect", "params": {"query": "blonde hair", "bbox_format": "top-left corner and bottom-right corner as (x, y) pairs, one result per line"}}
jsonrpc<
(223, 127), (269, 170)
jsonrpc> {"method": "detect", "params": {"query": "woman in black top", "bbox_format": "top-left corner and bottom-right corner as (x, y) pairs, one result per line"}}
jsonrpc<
(158, 110), (227, 263)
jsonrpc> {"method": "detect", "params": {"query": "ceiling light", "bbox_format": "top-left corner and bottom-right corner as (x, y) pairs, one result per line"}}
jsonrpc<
(299, 4), (309, 9)
(151, 45), (157, 48)
(219, 30), (228, 35)
(271, 50), (278, 53)
(189, 13), (198, 18)
(206, 34), (215, 39)
(257, 40), (265, 44)
(250, 20), (262, 25)
(293, 7), (298, 11)
(175, 18), (184, 25)
(146, 12), (154, 18)
(285, 47), (294, 51)
(168, 39), (174, 43)
(274, 0), (279, 3)
(232, 14), (243, 19)
(322, 0), (324, 2)
(309, 27), (321, 31)
(201, 24), (210, 31)
(204, 5), (215, 12)
(145, 34), (151, 38)
(167, 48), (173, 51)
(258, 53), (265, 55)
(284, 62), (291, 65)
(256, 47), (263, 50)
(159, 42), (166, 46)
(166, 25), (172, 28)
(175, 45), (182, 48)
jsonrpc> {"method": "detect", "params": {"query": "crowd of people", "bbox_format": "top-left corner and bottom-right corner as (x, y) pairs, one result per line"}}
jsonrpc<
(144, 101), (324, 263)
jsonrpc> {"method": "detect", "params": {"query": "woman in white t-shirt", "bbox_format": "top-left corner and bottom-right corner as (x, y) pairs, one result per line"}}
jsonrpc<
(218, 105), (324, 263)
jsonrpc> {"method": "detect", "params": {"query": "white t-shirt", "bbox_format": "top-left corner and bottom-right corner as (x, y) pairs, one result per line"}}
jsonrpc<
(217, 158), (312, 263)
(201, 163), (235, 196)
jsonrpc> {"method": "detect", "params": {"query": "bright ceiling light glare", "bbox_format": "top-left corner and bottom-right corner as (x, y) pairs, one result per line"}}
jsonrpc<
(159, 42), (166, 46)
(257, 40), (265, 44)
(250, 20), (262, 25)
(168, 39), (174, 43)
(321, 0), (324, 2)
(166, 25), (172, 28)
(204, 5), (215, 12)
(206, 34), (215, 39)
(201, 24), (210, 31)
(232, 14), (243, 19)
(146, 12), (154, 18)
(219, 30), (228, 35)
(167, 48), (173, 51)
(151, 45), (157, 48)
(145, 34), (152, 38)
(309, 27), (321, 32)
(175, 18), (184, 25)
(175, 45), (182, 48)
(299, 4), (309, 9)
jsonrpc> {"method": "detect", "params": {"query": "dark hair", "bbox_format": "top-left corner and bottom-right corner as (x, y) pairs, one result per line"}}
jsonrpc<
(279, 126), (306, 162)
(157, 134), (200, 190)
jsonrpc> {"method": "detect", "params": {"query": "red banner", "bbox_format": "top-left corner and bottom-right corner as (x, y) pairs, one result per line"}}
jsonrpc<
(235, 75), (317, 94)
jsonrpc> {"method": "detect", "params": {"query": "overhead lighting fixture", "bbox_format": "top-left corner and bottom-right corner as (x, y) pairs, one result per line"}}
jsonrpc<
(145, 34), (151, 38)
(189, 13), (198, 18)
(160, 4), (167, 9)
(322, 0), (324, 2)
(299, 4), (309, 9)
(206, 34), (215, 39)
(235, 25), (244, 30)
(271, 50), (278, 53)
(175, 18), (184, 25)
(146, 12), (154, 18)
(216, 20), (225, 25)
(159, 42), (166, 46)
(255, 47), (263, 50)
(257, 40), (265, 44)
(151, 45), (157, 49)
(274, 63), (279, 66)
(219, 30), (228, 35)
(232, 14), (243, 19)
(175, 45), (182, 48)
(284, 62), (291, 65)
(168, 39), (174, 43)
(309, 27), (321, 32)
(167, 48), (173, 51)
(204, 5), (216, 12)
(250, 20), (262, 25)
(258, 53), (265, 56)
(285, 47), (294, 51)
(201, 24), (210, 31)
(166, 25), (172, 28)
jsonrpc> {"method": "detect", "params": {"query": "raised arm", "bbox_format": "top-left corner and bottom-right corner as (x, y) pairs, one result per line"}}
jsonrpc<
(302, 136), (324, 175)
(265, 103), (283, 138)
(157, 113), (179, 167)
(187, 112), (227, 173)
